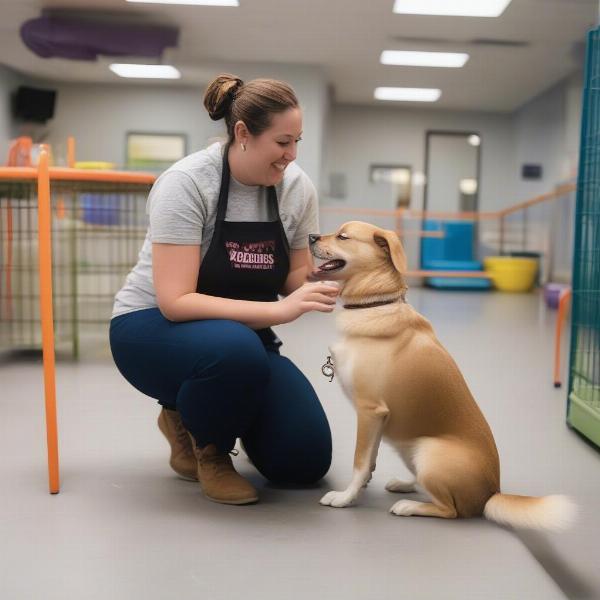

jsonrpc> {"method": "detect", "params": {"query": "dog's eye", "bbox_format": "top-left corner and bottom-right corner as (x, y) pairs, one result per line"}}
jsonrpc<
(336, 233), (349, 240)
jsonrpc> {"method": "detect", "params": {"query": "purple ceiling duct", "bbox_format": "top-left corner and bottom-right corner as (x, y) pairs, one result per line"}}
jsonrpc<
(20, 16), (178, 61)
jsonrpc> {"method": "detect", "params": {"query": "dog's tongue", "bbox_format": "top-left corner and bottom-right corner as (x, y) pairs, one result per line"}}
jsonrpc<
(319, 260), (345, 271)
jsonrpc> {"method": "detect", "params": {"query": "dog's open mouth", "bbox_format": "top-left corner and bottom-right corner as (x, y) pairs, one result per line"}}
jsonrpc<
(316, 259), (346, 273)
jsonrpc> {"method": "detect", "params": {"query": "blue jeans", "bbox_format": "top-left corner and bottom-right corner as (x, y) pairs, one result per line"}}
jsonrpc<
(109, 308), (332, 485)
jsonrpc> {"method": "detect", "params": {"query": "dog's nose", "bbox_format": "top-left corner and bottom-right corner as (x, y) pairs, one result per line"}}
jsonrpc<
(308, 234), (321, 245)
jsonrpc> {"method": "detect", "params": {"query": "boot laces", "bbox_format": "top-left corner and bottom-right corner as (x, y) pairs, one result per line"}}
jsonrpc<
(201, 448), (239, 472)
(171, 414), (194, 454)
(209, 449), (238, 464)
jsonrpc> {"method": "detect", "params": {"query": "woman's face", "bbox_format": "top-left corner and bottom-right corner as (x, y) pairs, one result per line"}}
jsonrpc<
(245, 107), (303, 186)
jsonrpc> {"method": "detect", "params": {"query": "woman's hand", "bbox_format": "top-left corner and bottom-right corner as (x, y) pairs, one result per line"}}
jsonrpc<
(275, 281), (339, 325)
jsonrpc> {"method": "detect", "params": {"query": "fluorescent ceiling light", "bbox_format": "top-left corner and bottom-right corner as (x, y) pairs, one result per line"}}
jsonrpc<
(393, 0), (512, 17)
(380, 51), (469, 68)
(126, 0), (238, 5)
(109, 64), (181, 79)
(374, 87), (441, 102)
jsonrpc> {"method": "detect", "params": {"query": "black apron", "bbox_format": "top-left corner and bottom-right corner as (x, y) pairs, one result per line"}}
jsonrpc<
(196, 143), (290, 349)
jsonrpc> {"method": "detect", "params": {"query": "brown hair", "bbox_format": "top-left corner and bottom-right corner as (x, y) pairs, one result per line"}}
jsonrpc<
(203, 73), (299, 140)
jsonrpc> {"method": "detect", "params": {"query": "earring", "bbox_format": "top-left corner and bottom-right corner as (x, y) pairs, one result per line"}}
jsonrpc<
(240, 143), (246, 152)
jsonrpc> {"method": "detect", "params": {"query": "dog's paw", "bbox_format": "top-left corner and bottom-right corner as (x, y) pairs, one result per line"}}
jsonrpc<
(389, 499), (421, 516)
(385, 477), (417, 493)
(320, 490), (357, 508)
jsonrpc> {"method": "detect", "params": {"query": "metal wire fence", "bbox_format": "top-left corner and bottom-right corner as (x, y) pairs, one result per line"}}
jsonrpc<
(567, 26), (600, 447)
(0, 177), (152, 357)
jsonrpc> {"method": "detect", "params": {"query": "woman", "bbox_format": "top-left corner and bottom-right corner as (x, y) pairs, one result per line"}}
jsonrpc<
(110, 73), (338, 505)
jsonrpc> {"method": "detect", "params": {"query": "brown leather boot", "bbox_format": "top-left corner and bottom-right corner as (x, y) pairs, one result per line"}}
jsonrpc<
(190, 439), (259, 505)
(157, 408), (198, 482)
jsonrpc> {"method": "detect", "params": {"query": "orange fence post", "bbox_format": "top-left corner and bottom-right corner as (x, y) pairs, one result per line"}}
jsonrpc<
(395, 208), (404, 238)
(37, 147), (60, 494)
(67, 136), (76, 169)
(553, 288), (572, 388)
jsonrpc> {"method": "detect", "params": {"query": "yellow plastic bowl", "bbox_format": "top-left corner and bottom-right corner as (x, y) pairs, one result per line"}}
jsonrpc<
(483, 256), (538, 292)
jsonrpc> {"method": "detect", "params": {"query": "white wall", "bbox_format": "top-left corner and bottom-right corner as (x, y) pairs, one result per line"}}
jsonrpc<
(565, 71), (584, 179)
(323, 104), (515, 213)
(43, 81), (222, 166)
(512, 80), (569, 203)
(509, 74), (582, 280)
(324, 73), (583, 212)
(35, 62), (329, 185)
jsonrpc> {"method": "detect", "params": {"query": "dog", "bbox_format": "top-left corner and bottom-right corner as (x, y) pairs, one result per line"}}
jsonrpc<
(309, 221), (575, 530)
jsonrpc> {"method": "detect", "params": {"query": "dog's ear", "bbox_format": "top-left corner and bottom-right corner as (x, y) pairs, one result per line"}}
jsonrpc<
(373, 229), (407, 273)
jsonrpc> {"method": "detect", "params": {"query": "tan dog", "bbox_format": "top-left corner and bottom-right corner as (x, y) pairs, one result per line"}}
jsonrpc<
(309, 221), (575, 530)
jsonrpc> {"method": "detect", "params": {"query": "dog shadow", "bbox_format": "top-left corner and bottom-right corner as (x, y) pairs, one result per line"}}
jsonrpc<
(514, 529), (597, 599)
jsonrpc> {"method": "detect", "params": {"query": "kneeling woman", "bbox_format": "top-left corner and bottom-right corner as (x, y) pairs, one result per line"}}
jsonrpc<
(109, 73), (338, 505)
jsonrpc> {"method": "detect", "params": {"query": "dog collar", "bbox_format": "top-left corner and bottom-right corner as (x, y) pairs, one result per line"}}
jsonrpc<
(343, 297), (402, 310)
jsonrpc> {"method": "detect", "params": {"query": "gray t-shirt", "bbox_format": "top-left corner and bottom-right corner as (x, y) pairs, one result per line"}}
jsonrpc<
(112, 141), (319, 318)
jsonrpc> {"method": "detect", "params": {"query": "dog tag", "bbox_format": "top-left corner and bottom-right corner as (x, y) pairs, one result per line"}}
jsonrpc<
(321, 355), (334, 382)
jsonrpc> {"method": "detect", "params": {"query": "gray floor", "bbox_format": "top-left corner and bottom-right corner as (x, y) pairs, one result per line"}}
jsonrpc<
(1, 288), (599, 600)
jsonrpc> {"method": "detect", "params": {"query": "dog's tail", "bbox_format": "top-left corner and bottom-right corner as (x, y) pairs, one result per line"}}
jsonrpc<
(483, 493), (577, 531)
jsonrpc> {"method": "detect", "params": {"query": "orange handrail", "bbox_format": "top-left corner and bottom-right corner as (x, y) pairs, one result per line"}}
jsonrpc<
(406, 270), (492, 279)
(404, 230), (444, 238)
(0, 167), (155, 185)
(37, 148), (60, 494)
(321, 205), (498, 221)
(498, 183), (576, 218)
(321, 205), (410, 217)
(321, 183), (576, 223)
